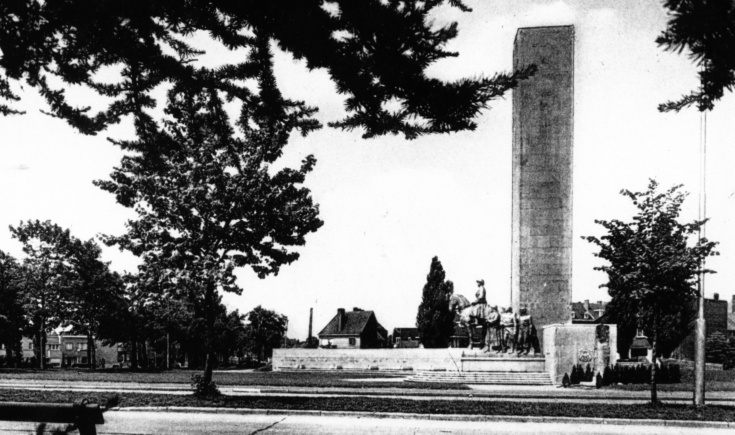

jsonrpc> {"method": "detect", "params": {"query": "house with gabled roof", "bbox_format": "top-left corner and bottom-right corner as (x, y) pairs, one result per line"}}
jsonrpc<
(318, 307), (388, 349)
(570, 300), (607, 324)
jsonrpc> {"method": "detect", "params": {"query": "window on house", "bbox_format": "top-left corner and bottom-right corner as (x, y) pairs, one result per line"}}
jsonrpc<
(0, 343), (4, 349)
(584, 313), (592, 319)
(570, 312), (576, 319)
(117, 343), (123, 351)
(81, 343), (88, 351)
(348, 338), (356, 345)
(66, 343), (73, 351)
(48, 344), (59, 351)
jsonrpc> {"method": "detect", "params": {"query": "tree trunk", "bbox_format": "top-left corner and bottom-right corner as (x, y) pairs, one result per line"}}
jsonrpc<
(4, 342), (13, 367)
(130, 340), (138, 369)
(202, 281), (216, 385)
(86, 332), (94, 369)
(651, 325), (658, 405)
(38, 319), (46, 370)
(140, 341), (148, 368)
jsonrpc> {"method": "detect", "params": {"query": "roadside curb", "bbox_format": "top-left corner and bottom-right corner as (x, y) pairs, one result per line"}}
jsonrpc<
(109, 406), (735, 429)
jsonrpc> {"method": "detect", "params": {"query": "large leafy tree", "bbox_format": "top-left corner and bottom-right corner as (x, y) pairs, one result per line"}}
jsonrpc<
(416, 256), (455, 348)
(63, 239), (124, 368)
(97, 38), (322, 386)
(0, 0), (533, 141)
(9, 220), (77, 369)
(657, 0), (735, 112)
(243, 306), (287, 362)
(0, 250), (26, 367)
(585, 180), (718, 403)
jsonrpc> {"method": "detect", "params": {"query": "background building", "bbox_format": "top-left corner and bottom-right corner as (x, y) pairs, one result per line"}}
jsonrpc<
(318, 308), (388, 349)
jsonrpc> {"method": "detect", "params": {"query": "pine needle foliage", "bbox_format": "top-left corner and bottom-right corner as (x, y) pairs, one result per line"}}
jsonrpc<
(657, 0), (735, 112)
(0, 1), (535, 141)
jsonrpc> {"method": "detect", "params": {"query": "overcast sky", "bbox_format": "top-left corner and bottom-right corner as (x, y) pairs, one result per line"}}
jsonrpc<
(1, 0), (734, 340)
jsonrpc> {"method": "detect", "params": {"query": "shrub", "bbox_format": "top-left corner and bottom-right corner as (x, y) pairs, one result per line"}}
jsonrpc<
(570, 365), (579, 384)
(585, 364), (593, 382)
(595, 372), (603, 389)
(191, 374), (221, 397)
(602, 365), (612, 386)
(562, 373), (570, 388)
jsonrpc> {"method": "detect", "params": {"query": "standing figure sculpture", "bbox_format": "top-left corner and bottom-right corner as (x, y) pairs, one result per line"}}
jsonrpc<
(499, 307), (517, 353)
(517, 306), (534, 355)
(473, 279), (487, 306)
(485, 305), (500, 352)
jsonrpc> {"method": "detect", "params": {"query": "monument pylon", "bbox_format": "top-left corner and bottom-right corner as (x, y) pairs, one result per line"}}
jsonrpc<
(511, 26), (574, 351)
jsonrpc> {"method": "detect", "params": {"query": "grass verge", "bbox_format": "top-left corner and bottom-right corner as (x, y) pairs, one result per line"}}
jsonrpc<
(0, 369), (466, 390)
(606, 368), (735, 392)
(1, 390), (733, 422)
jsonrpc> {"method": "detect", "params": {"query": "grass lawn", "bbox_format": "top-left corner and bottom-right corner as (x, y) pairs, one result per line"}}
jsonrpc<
(607, 368), (735, 392)
(0, 368), (467, 390)
(1, 390), (734, 422)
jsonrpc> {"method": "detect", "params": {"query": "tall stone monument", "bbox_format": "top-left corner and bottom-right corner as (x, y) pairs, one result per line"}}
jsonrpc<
(511, 26), (574, 350)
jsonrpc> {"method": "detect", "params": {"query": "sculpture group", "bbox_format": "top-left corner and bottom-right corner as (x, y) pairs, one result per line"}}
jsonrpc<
(449, 280), (540, 354)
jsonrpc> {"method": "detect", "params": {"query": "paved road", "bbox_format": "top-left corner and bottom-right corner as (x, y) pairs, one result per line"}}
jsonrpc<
(1, 411), (732, 435)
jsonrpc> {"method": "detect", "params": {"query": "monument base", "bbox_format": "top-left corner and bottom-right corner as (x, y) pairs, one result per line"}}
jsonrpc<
(543, 323), (618, 385)
(460, 352), (545, 373)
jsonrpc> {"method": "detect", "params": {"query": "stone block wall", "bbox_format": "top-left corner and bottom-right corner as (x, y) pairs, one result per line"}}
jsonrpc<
(273, 348), (465, 372)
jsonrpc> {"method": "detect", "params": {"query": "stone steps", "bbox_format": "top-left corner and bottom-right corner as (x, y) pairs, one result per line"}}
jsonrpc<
(408, 371), (553, 385)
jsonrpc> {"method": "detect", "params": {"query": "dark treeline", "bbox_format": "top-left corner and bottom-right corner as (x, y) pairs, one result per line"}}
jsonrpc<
(0, 221), (286, 370)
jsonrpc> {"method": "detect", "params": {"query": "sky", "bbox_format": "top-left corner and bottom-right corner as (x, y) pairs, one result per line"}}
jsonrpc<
(1, 1), (734, 340)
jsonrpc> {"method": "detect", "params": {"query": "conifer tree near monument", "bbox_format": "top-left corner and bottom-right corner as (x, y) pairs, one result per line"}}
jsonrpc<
(416, 257), (455, 348)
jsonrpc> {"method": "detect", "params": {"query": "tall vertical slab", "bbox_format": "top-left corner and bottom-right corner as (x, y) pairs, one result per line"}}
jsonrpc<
(511, 26), (574, 350)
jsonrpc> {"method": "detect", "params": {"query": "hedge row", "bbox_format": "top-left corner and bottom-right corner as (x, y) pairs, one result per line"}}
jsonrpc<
(563, 363), (681, 387)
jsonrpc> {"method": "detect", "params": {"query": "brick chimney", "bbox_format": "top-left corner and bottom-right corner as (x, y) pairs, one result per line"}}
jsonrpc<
(337, 308), (346, 331)
(714, 293), (719, 301)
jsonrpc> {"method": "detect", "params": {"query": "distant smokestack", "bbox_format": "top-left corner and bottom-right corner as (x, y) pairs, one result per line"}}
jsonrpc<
(308, 308), (313, 340)
(337, 308), (346, 331)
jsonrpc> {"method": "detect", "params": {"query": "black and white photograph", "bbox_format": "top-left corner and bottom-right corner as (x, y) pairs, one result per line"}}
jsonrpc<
(1, 1), (734, 434)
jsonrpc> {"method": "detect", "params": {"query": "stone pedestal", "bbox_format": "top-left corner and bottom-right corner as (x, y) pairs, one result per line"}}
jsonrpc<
(543, 323), (618, 385)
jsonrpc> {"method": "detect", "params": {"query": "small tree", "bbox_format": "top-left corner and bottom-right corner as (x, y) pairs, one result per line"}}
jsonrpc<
(585, 180), (718, 403)
(10, 220), (79, 369)
(0, 250), (26, 367)
(584, 364), (593, 382)
(243, 306), (287, 362)
(416, 257), (455, 348)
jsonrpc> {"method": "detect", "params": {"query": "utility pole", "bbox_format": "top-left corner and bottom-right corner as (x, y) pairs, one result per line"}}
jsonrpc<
(693, 109), (708, 406)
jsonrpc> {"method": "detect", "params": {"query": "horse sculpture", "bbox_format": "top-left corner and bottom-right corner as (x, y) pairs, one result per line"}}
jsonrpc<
(449, 293), (496, 350)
